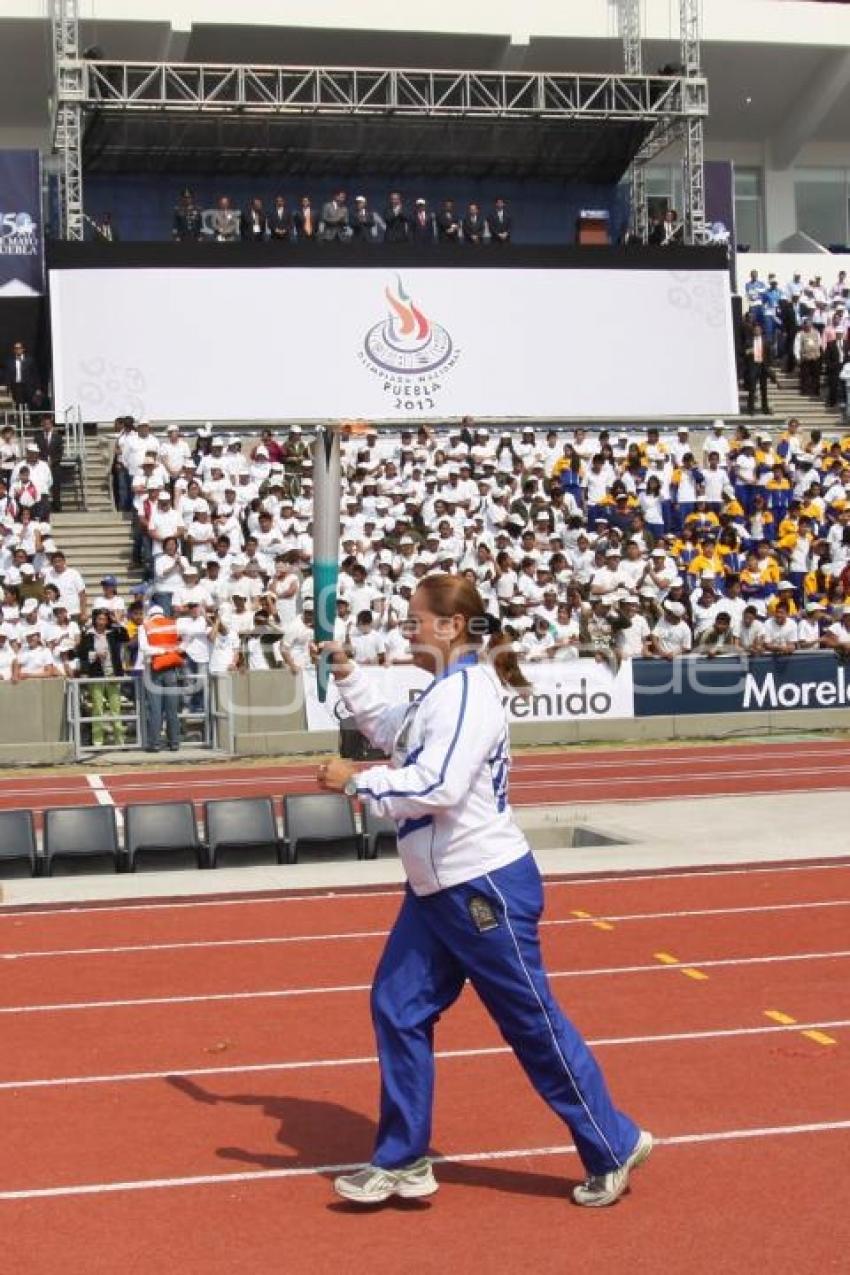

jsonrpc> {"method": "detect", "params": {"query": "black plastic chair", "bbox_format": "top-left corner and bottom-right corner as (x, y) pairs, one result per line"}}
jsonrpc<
(42, 806), (121, 876)
(124, 802), (204, 872)
(0, 809), (37, 876)
(204, 797), (281, 869)
(282, 793), (361, 865)
(361, 806), (398, 861)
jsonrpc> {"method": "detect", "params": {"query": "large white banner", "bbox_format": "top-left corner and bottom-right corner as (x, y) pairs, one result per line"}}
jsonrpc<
(49, 265), (738, 421)
(303, 659), (634, 732)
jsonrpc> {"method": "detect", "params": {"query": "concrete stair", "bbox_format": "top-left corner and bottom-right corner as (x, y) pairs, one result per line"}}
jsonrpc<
(50, 511), (143, 596)
(81, 429), (117, 514)
(739, 367), (848, 434)
(50, 430), (144, 596)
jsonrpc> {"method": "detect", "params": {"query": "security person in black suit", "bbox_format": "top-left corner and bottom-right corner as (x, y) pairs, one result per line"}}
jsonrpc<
(486, 198), (512, 244)
(436, 199), (461, 244)
(240, 198), (268, 242)
(743, 322), (776, 416)
(462, 202), (486, 245)
(268, 196), (293, 242)
(36, 415), (65, 511)
(3, 341), (39, 409)
(383, 192), (410, 244)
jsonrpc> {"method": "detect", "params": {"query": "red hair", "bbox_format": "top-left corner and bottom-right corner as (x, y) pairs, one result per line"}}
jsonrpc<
(414, 575), (530, 690)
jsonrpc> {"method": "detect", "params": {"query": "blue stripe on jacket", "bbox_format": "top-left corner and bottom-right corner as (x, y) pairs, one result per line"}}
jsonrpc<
(357, 668), (470, 804)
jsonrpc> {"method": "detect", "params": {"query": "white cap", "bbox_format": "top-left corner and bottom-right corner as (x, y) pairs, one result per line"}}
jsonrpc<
(147, 605), (165, 617)
(664, 600), (686, 617)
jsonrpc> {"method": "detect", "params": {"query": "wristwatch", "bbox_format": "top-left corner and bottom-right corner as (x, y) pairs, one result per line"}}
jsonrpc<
(343, 776), (359, 798)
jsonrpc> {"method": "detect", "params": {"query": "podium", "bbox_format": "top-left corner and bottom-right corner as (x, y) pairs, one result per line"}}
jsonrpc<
(576, 209), (611, 246)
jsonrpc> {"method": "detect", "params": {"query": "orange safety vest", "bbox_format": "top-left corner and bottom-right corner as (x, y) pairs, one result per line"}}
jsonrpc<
(145, 614), (184, 672)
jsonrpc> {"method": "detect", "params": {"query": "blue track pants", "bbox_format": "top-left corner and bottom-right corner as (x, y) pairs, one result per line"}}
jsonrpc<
(370, 852), (640, 1175)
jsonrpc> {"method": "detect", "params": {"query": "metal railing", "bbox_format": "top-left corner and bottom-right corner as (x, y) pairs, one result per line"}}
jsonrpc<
(0, 405), (88, 507)
(65, 671), (213, 759)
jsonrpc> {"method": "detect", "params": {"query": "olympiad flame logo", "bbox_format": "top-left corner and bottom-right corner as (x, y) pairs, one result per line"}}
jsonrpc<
(362, 276), (455, 376)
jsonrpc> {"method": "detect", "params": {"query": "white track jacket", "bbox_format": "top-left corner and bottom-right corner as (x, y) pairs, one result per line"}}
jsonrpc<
(338, 654), (530, 896)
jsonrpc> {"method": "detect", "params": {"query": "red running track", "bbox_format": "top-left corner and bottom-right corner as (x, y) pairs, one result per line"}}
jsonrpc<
(1, 860), (849, 1274)
(2, 738), (850, 820)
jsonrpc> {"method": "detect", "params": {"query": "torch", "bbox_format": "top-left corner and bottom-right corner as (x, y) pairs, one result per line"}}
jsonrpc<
(311, 424), (342, 702)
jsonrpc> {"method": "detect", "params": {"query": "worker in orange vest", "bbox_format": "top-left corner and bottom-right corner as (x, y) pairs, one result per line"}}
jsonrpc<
(138, 604), (184, 752)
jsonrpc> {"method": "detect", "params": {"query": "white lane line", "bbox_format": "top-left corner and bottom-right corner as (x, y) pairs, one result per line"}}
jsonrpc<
(1, 1119), (848, 1201)
(1, 1019), (847, 1093)
(511, 764), (850, 790)
(4, 899), (849, 962)
(2, 859), (849, 922)
(85, 774), (124, 830)
(1, 949), (847, 1016)
(1, 746), (844, 804)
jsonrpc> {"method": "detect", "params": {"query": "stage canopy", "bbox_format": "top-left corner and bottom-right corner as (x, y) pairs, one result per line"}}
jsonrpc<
(82, 112), (654, 183)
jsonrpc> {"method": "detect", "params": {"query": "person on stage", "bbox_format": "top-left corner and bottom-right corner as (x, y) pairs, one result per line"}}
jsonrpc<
(317, 575), (651, 1208)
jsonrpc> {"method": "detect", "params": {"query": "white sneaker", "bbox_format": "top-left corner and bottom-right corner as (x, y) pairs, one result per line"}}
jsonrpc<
(334, 1157), (438, 1205)
(572, 1130), (653, 1208)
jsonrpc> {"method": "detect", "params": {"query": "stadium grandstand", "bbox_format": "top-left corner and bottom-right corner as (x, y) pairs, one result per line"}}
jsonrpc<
(0, 3), (848, 1270)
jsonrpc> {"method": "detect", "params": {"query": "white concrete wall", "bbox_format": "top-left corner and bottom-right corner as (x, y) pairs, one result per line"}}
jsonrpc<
(5, 0), (848, 45)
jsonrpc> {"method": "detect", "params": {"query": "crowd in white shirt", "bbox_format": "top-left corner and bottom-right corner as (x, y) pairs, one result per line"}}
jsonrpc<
(3, 405), (850, 688)
(95, 412), (850, 680)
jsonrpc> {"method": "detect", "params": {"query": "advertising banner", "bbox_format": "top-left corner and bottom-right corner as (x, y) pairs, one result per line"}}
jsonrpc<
(632, 652), (850, 717)
(704, 160), (736, 250)
(49, 263), (738, 420)
(303, 659), (635, 733)
(0, 151), (43, 297)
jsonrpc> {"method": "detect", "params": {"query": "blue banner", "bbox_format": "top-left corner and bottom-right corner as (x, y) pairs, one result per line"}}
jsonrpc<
(0, 150), (43, 296)
(633, 652), (849, 717)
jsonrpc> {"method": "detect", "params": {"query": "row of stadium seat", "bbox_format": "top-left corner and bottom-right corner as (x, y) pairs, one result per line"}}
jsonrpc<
(0, 796), (398, 877)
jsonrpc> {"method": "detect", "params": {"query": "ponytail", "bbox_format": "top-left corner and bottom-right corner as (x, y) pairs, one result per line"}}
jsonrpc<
(414, 574), (531, 691)
(485, 628), (531, 691)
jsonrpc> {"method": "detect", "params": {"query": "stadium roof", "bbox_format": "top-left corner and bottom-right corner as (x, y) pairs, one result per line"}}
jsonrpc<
(0, 17), (848, 164)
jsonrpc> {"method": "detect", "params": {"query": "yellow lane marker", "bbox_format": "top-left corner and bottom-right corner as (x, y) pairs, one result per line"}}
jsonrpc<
(653, 952), (709, 980)
(801, 1030), (837, 1047)
(764, 1010), (837, 1047)
(570, 909), (615, 931)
